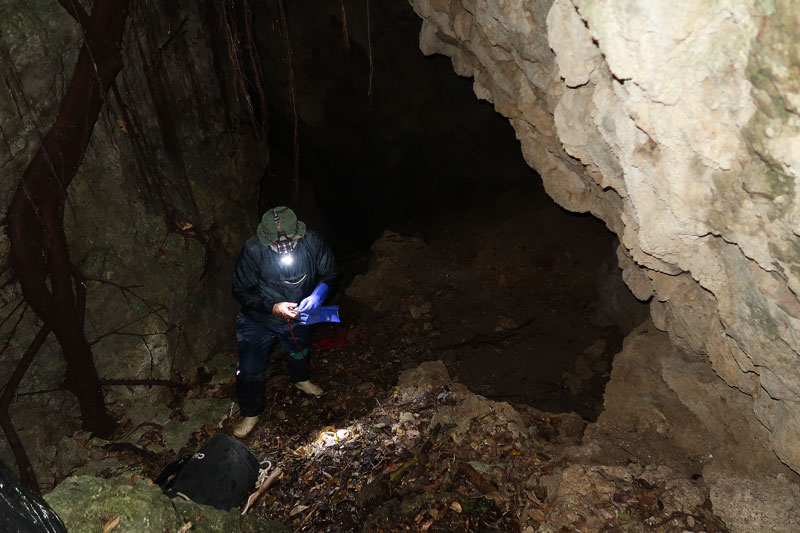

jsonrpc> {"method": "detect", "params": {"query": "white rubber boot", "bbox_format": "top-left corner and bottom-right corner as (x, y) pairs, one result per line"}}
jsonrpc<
(233, 416), (259, 438)
(295, 380), (323, 397)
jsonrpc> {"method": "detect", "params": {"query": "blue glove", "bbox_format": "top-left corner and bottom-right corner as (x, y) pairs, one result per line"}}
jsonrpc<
(295, 283), (329, 315)
(299, 306), (341, 325)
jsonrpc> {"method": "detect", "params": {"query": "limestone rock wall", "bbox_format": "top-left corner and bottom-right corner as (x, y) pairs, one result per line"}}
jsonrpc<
(409, 0), (800, 472)
(0, 1), (264, 485)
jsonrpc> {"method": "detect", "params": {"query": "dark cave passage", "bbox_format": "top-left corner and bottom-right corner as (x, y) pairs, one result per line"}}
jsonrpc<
(249, 0), (648, 420)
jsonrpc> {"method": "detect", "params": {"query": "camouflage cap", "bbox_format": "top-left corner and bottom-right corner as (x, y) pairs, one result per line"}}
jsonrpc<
(256, 206), (306, 246)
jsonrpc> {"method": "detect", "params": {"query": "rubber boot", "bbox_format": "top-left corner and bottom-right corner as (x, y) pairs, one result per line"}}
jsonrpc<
(295, 380), (323, 396)
(233, 416), (259, 438)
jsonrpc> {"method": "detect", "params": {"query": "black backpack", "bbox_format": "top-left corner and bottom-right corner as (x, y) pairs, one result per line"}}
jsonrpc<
(156, 433), (259, 510)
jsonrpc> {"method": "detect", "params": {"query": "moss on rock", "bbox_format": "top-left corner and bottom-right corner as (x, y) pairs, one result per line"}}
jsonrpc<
(45, 475), (180, 532)
(44, 475), (288, 533)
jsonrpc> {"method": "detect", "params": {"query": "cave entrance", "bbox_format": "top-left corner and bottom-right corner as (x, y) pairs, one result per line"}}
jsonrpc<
(252, 0), (647, 420)
(392, 186), (639, 421)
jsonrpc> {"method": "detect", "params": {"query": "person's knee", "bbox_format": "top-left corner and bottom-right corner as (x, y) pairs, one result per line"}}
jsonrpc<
(235, 365), (264, 381)
(236, 333), (274, 376)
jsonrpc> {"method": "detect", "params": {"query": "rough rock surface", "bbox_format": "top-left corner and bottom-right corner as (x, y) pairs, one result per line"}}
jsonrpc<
(587, 322), (790, 482)
(582, 322), (800, 530)
(44, 475), (287, 533)
(0, 0), (264, 486)
(710, 475), (800, 533)
(409, 0), (800, 473)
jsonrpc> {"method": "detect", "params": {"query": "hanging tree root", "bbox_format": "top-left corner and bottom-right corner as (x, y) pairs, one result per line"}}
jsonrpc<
(219, 0), (268, 134)
(5, 0), (130, 439)
(366, 0), (373, 104)
(277, 0), (301, 202)
(0, 321), (51, 493)
(340, 0), (350, 54)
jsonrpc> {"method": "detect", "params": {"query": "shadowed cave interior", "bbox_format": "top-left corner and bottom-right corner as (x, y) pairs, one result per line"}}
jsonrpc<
(251, 0), (643, 422)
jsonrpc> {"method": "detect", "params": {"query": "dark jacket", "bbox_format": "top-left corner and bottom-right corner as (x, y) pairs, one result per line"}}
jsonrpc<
(232, 230), (339, 324)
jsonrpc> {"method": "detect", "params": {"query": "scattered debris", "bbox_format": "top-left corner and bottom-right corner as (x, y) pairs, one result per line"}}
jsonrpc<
(47, 308), (743, 532)
(218, 361), (732, 532)
(44, 214), (797, 532)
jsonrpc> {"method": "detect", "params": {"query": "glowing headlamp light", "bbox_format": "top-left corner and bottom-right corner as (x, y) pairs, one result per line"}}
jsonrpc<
(274, 236), (296, 266)
(271, 208), (298, 265)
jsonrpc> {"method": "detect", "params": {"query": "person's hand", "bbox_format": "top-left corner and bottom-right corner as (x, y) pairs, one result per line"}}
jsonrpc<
(295, 294), (322, 315)
(295, 283), (329, 315)
(273, 302), (298, 320)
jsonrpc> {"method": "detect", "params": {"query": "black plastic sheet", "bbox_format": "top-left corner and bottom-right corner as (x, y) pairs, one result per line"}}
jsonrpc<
(0, 460), (66, 533)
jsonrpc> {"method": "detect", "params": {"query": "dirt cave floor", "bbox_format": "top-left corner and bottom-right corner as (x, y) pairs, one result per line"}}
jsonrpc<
(123, 185), (762, 532)
(341, 184), (643, 420)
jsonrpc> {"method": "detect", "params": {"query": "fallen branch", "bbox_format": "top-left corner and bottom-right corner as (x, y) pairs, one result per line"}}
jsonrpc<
(294, 500), (320, 532)
(432, 318), (536, 352)
(389, 456), (418, 483)
(241, 466), (283, 515)
(457, 461), (497, 495)
(102, 442), (158, 462)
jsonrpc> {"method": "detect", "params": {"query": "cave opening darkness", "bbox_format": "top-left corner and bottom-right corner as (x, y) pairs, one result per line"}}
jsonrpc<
(250, 0), (647, 421)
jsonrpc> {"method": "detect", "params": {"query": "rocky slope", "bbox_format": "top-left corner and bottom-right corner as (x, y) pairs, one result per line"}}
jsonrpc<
(409, 0), (800, 474)
(38, 218), (800, 532)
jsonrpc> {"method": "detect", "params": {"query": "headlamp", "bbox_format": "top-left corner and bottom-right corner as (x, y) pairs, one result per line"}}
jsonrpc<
(273, 236), (296, 265)
(274, 236), (294, 255)
(271, 208), (298, 264)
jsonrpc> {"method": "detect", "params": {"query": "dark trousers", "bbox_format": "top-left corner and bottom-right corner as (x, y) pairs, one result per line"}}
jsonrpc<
(235, 313), (312, 417)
